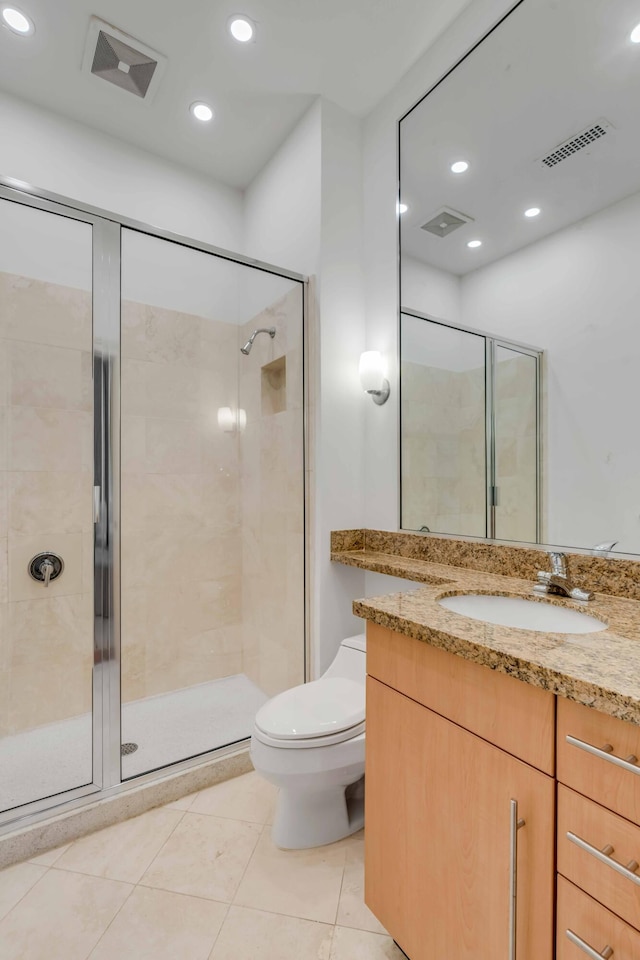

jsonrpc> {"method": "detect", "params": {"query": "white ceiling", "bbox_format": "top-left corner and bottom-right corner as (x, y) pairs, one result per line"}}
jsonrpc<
(400, 0), (640, 275)
(0, 0), (472, 188)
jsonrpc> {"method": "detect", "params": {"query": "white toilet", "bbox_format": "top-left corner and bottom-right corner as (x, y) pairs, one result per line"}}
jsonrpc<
(250, 634), (366, 849)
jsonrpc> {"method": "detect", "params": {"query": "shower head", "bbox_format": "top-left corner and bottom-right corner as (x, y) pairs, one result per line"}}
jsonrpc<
(240, 326), (276, 355)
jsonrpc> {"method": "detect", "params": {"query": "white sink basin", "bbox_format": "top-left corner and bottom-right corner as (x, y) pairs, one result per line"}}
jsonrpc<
(438, 594), (606, 634)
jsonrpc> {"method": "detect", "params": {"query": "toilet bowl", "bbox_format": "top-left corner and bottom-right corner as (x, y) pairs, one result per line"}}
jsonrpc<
(250, 634), (366, 849)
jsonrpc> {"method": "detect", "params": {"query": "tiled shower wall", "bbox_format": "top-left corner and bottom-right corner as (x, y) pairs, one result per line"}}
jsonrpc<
(239, 287), (305, 697)
(120, 301), (243, 703)
(0, 271), (94, 736)
(401, 355), (538, 541)
(0, 274), (304, 736)
(401, 360), (486, 537)
(494, 354), (538, 543)
(120, 286), (305, 704)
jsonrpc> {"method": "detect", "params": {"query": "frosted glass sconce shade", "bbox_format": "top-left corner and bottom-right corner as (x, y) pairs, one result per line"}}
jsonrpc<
(359, 351), (390, 405)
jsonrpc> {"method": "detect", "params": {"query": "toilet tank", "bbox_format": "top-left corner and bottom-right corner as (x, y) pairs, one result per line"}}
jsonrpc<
(322, 634), (366, 683)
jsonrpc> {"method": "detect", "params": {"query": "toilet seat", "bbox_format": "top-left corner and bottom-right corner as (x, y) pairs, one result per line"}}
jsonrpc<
(254, 677), (365, 750)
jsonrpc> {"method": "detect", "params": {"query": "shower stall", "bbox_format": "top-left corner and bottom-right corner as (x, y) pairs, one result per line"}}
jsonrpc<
(0, 181), (307, 828)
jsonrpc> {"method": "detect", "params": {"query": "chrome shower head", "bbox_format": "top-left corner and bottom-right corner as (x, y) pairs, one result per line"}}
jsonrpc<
(239, 327), (276, 356)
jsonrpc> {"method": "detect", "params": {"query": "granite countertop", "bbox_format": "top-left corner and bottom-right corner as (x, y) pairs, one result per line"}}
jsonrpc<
(333, 548), (640, 726)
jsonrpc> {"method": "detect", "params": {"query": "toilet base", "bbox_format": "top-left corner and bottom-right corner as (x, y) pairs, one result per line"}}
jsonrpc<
(271, 777), (365, 849)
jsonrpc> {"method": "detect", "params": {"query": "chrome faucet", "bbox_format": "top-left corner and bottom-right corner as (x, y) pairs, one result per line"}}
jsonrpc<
(534, 552), (594, 602)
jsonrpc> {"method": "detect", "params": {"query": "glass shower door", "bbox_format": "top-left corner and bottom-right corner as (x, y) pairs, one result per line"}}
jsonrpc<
(0, 196), (97, 815)
(119, 228), (305, 779)
(493, 344), (540, 542)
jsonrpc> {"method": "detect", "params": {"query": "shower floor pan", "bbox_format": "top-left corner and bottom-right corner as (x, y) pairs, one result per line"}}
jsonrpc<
(0, 673), (268, 815)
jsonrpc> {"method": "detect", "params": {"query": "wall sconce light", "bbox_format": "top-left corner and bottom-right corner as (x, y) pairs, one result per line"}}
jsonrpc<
(359, 351), (390, 405)
(217, 407), (247, 432)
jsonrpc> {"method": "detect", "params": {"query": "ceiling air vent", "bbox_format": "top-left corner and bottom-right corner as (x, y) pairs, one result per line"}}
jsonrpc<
(540, 119), (613, 169)
(82, 17), (167, 102)
(420, 207), (474, 238)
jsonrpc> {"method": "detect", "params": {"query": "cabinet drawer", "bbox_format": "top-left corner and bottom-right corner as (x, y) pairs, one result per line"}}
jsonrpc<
(557, 697), (640, 824)
(366, 622), (555, 773)
(557, 875), (640, 959)
(558, 784), (640, 930)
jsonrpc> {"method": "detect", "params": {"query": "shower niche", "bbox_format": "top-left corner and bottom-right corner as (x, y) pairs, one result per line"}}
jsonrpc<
(261, 356), (287, 416)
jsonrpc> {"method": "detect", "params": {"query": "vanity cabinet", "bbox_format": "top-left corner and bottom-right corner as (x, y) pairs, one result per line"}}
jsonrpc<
(365, 624), (555, 960)
(365, 623), (640, 959)
(556, 698), (640, 953)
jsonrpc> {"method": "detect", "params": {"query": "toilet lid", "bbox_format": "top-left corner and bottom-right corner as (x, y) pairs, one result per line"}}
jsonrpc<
(254, 678), (365, 740)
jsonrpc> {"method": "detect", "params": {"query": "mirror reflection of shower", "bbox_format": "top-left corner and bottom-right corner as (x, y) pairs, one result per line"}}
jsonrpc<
(240, 326), (276, 355)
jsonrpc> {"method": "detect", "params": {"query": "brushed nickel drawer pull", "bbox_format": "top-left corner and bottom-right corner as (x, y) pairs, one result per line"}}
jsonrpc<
(567, 831), (640, 886)
(509, 799), (526, 960)
(566, 929), (613, 959)
(566, 735), (640, 774)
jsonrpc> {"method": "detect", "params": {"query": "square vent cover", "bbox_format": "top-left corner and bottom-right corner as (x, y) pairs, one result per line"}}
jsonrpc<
(539, 119), (613, 169)
(82, 17), (167, 102)
(421, 207), (474, 238)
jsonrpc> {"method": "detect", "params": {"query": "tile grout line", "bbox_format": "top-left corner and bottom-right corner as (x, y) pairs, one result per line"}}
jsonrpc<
(227, 817), (267, 908)
(205, 902), (232, 960)
(126, 807), (189, 888)
(68, 804), (193, 960)
(81, 876), (138, 960)
(0, 859), (52, 926)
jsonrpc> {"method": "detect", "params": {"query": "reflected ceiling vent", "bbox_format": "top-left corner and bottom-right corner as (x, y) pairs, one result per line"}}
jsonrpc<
(540, 119), (613, 169)
(82, 17), (167, 102)
(420, 207), (474, 238)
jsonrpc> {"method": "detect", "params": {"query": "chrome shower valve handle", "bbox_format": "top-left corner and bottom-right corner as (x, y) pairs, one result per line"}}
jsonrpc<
(28, 552), (64, 587)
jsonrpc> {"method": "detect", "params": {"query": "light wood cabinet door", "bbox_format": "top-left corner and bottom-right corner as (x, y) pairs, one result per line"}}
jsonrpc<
(365, 677), (554, 960)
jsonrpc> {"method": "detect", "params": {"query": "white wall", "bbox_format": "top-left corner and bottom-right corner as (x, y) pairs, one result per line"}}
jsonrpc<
(362, 0), (518, 531)
(315, 99), (367, 672)
(244, 97), (367, 676)
(401, 255), (461, 323)
(243, 101), (322, 277)
(0, 92), (243, 252)
(461, 189), (640, 554)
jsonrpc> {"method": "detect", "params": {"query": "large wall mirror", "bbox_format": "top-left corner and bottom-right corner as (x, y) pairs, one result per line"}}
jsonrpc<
(399, 0), (640, 556)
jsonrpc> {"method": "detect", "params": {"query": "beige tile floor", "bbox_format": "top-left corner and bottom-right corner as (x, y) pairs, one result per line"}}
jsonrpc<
(0, 772), (405, 960)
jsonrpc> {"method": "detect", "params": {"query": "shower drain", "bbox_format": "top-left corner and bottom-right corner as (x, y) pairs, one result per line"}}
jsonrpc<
(121, 742), (139, 756)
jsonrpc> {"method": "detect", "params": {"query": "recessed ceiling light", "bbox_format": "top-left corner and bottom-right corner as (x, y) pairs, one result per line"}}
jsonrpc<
(451, 160), (469, 174)
(397, 202), (408, 215)
(190, 101), (214, 123)
(1, 5), (34, 35)
(467, 239), (482, 248)
(524, 207), (541, 218)
(229, 15), (255, 42)
(631, 22), (640, 42)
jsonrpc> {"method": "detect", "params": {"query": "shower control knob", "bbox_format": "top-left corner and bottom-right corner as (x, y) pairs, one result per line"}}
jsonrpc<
(28, 552), (64, 588)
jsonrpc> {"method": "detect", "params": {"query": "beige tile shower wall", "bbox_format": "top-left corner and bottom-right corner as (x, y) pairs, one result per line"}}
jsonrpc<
(401, 361), (485, 537)
(0, 271), (94, 736)
(494, 354), (538, 542)
(120, 302), (243, 703)
(239, 288), (305, 697)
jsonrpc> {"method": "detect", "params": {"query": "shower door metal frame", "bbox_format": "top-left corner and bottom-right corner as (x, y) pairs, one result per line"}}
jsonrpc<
(0, 184), (114, 828)
(399, 308), (543, 544)
(0, 175), (310, 835)
(487, 336), (543, 543)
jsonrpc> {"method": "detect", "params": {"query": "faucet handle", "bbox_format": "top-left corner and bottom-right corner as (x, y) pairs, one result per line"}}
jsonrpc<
(547, 551), (567, 577)
(591, 540), (619, 557)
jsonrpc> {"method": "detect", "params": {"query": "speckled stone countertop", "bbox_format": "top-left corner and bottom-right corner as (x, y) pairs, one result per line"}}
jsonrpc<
(332, 545), (640, 726)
